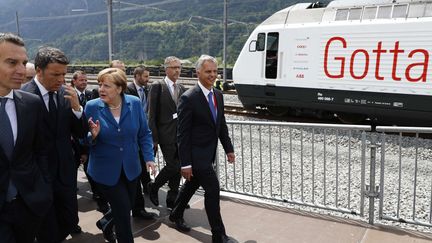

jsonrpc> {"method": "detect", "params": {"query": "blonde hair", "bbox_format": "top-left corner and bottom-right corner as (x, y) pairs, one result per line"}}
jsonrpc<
(97, 68), (127, 93)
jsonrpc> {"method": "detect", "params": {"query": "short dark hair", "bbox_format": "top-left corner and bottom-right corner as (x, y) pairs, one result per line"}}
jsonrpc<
(133, 66), (147, 78)
(34, 46), (69, 70)
(0, 32), (24, 46)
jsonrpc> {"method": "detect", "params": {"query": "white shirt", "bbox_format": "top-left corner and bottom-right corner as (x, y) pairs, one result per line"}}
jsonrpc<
(164, 77), (176, 95)
(34, 77), (83, 118)
(1, 91), (17, 144)
(133, 81), (146, 100)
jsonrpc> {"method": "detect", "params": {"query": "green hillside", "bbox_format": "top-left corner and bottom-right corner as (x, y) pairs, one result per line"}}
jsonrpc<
(0, 0), (311, 65)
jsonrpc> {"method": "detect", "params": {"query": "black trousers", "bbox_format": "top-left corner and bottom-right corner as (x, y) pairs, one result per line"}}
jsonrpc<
(171, 167), (226, 237)
(0, 196), (42, 243)
(97, 171), (138, 243)
(153, 143), (181, 203)
(133, 160), (151, 211)
(36, 178), (79, 243)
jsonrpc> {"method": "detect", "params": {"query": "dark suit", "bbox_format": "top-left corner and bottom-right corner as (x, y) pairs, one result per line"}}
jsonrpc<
(21, 80), (87, 242)
(125, 82), (151, 211)
(147, 78), (186, 204)
(172, 84), (233, 241)
(0, 90), (52, 243)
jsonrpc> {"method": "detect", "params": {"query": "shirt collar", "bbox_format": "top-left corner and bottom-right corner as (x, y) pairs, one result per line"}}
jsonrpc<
(1, 90), (14, 100)
(164, 77), (175, 88)
(197, 81), (213, 98)
(133, 80), (144, 91)
(34, 76), (53, 97)
(74, 87), (84, 96)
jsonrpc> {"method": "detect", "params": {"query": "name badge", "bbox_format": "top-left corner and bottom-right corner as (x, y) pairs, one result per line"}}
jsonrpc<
(173, 113), (178, 119)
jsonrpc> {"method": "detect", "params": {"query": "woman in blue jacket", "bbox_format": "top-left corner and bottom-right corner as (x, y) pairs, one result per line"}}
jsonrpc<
(85, 67), (155, 243)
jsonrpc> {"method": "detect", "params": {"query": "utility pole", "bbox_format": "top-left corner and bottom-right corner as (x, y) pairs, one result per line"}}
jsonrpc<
(15, 11), (20, 36)
(107, 0), (113, 62)
(223, 0), (227, 83)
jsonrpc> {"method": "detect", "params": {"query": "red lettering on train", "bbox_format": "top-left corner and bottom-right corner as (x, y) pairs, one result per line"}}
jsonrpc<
(323, 37), (429, 82)
(324, 37), (346, 78)
(350, 49), (369, 80)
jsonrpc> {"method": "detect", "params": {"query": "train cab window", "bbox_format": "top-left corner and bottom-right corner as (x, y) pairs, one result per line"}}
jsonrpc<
(335, 9), (349, 21)
(348, 8), (362, 20)
(408, 3), (425, 18)
(363, 6), (377, 20)
(392, 4), (407, 18)
(265, 32), (279, 79)
(425, 3), (432, 17)
(256, 33), (265, 51)
(377, 5), (392, 19)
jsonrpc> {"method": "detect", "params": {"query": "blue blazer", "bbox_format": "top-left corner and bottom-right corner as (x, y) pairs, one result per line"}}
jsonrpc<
(84, 94), (154, 186)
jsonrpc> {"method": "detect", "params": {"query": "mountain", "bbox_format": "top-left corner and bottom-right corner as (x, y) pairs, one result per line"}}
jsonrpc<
(0, 0), (311, 65)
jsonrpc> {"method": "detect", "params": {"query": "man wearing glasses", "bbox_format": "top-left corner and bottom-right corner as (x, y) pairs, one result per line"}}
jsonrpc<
(147, 56), (186, 209)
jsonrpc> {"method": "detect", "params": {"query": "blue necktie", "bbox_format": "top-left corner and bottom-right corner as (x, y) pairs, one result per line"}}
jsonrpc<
(207, 91), (217, 123)
(0, 98), (17, 201)
(139, 87), (147, 111)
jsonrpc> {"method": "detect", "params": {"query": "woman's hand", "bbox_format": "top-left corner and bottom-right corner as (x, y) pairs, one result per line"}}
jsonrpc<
(88, 117), (100, 140)
(146, 161), (156, 176)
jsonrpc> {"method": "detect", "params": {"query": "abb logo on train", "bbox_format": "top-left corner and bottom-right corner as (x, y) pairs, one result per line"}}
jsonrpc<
(323, 36), (429, 82)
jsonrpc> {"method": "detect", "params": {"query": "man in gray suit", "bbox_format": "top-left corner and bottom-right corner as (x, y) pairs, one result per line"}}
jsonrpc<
(147, 56), (186, 209)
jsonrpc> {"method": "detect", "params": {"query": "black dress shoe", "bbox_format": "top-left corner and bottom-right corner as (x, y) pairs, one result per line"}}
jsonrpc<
(166, 201), (190, 210)
(70, 225), (82, 234)
(169, 215), (191, 232)
(213, 234), (234, 243)
(147, 182), (159, 206)
(96, 220), (116, 243)
(132, 209), (155, 220)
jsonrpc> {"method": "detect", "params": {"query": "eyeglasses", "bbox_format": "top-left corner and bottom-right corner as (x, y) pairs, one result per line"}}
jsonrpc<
(167, 66), (182, 69)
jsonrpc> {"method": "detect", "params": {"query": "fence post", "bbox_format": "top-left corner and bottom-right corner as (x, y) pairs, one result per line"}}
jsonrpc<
(366, 135), (379, 225)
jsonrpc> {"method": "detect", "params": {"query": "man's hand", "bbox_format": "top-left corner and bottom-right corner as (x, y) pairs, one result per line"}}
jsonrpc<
(181, 167), (193, 181)
(227, 152), (235, 163)
(64, 84), (81, 111)
(146, 161), (157, 176)
(80, 154), (88, 164)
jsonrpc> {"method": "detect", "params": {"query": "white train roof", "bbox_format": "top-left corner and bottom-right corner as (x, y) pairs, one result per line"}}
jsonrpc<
(328, 0), (432, 8)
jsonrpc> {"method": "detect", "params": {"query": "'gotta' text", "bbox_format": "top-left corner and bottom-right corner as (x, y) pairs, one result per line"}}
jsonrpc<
(323, 36), (429, 82)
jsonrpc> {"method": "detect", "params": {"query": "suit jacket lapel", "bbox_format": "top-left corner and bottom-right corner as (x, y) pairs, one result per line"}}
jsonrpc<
(214, 90), (223, 126)
(12, 91), (25, 159)
(98, 102), (117, 127)
(119, 96), (131, 125)
(161, 80), (176, 110)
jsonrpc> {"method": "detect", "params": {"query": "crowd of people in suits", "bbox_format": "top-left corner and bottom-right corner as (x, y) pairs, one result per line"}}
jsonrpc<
(0, 32), (236, 243)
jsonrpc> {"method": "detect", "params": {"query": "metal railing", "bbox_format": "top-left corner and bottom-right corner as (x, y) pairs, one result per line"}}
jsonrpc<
(202, 120), (432, 231)
(376, 126), (432, 228)
(216, 121), (371, 217)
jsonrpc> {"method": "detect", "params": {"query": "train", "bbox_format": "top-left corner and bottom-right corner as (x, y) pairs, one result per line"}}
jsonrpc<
(233, 0), (432, 125)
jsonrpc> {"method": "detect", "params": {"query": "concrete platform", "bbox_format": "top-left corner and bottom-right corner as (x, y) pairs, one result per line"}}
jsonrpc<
(66, 171), (432, 243)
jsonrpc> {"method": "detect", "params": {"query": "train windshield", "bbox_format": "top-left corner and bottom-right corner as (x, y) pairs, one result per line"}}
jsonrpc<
(265, 32), (279, 79)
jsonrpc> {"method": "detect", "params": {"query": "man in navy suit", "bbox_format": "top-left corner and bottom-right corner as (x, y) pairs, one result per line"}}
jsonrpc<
(170, 55), (235, 243)
(0, 32), (52, 243)
(21, 47), (86, 242)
